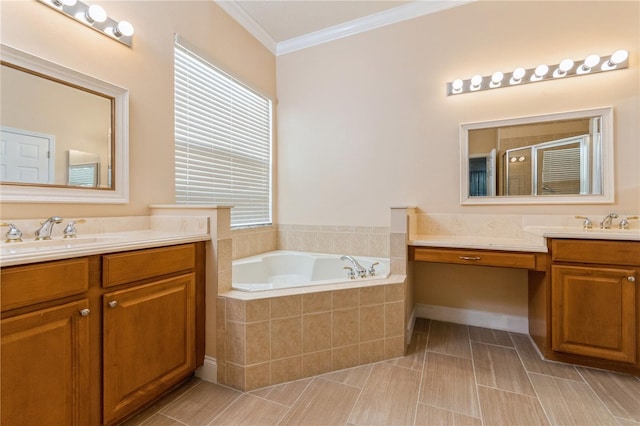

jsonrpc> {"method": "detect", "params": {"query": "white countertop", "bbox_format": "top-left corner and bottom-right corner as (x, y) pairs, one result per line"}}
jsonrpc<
(409, 227), (639, 253)
(0, 230), (210, 267)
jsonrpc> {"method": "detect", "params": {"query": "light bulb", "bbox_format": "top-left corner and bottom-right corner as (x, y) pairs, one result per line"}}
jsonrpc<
(602, 49), (629, 71)
(531, 64), (549, 81)
(114, 20), (134, 37)
(510, 67), (526, 84)
(579, 54), (600, 73)
(86, 4), (107, 23)
(451, 79), (464, 92)
(491, 71), (504, 84)
(470, 74), (483, 90)
(553, 58), (574, 78)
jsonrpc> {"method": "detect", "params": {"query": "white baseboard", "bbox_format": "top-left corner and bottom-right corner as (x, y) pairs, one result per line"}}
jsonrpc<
(415, 303), (528, 334)
(195, 356), (217, 383)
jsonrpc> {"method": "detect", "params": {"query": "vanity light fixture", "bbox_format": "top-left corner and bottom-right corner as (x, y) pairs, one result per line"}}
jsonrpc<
(447, 49), (629, 95)
(37, 0), (134, 47)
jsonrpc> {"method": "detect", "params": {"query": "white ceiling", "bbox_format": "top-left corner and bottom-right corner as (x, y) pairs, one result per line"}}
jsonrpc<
(215, 0), (471, 55)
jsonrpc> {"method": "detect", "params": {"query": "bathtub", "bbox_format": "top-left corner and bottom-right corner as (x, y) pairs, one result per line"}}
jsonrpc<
(232, 250), (391, 292)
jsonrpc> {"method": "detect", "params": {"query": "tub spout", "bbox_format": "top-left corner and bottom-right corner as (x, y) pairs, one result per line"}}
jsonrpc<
(341, 255), (367, 277)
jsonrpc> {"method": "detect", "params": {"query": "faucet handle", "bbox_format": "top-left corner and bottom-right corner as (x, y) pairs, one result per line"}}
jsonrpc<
(343, 266), (356, 280)
(619, 216), (639, 230)
(574, 216), (592, 229)
(0, 223), (23, 243)
(368, 262), (379, 276)
(63, 219), (86, 238)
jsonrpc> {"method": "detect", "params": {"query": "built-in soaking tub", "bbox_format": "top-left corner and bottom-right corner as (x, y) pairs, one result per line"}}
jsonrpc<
(232, 250), (391, 292)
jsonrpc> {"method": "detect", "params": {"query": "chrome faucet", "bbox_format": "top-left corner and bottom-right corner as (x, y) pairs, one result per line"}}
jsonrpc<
(34, 216), (63, 240)
(599, 213), (618, 229)
(341, 255), (367, 277)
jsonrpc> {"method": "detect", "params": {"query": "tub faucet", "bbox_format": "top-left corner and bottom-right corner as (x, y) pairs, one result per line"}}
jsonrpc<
(600, 213), (618, 229)
(341, 255), (367, 277)
(35, 216), (63, 240)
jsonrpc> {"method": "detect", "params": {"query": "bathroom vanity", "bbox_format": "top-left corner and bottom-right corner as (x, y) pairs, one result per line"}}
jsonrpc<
(409, 225), (640, 376)
(1, 240), (207, 425)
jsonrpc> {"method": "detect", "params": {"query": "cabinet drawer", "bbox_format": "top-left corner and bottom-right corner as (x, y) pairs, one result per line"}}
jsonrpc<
(103, 244), (196, 288)
(552, 239), (640, 266)
(410, 246), (544, 270)
(1, 258), (89, 311)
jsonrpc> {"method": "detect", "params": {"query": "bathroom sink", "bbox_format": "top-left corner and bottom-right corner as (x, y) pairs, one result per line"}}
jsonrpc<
(0, 235), (128, 255)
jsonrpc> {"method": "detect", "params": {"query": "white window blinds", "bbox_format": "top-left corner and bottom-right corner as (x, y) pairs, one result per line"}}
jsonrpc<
(174, 41), (272, 228)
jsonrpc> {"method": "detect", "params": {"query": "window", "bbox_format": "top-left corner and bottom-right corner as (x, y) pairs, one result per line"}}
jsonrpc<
(174, 39), (272, 228)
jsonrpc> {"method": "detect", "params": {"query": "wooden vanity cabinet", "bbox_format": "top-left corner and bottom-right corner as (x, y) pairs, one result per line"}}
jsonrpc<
(102, 244), (200, 425)
(548, 239), (639, 374)
(0, 242), (206, 426)
(1, 258), (92, 426)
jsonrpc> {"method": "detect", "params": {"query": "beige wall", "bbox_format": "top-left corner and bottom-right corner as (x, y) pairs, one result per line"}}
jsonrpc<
(275, 1), (639, 321)
(276, 0), (639, 225)
(0, 1), (276, 219)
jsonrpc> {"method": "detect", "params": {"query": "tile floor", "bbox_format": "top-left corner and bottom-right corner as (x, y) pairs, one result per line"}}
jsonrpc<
(125, 319), (640, 426)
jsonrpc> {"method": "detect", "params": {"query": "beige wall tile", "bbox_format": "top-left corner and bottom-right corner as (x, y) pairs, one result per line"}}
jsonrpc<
(333, 288), (359, 310)
(271, 356), (302, 384)
(349, 233), (368, 256)
(226, 298), (245, 322)
(216, 329), (226, 365)
(302, 350), (333, 377)
(368, 233), (390, 258)
(246, 298), (271, 322)
(217, 238), (232, 271)
(303, 292), (332, 313)
(390, 257), (407, 275)
(348, 364), (420, 425)
(384, 301), (404, 338)
(332, 344), (360, 371)
(271, 317), (302, 359)
(385, 335), (406, 359)
(385, 283), (404, 302)
(246, 321), (270, 365)
(360, 285), (385, 306)
(271, 295), (302, 318)
(226, 321), (245, 365)
(317, 232), (336, 254)
(216, 297), (226, 331)
(360, 304), (384, 342)
(218, 269), (232, 293)
(245, 363), (271, 391)
(226, 363), (246, 391)
(303, 312), (332, 353)
(360, 339), (385, 364)
(333, 308), (359, 347)
(333, 233), (352, 255)
(390, 233), (407, 258)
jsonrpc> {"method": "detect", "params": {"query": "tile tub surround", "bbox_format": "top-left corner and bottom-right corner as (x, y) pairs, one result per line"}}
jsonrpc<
(216, 279), (407, 391)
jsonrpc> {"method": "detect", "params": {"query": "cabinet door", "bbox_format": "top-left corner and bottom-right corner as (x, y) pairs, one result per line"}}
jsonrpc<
(103, 274), (196, 424)
(552, 265), (636, 363)
(1, 300), (90, 426)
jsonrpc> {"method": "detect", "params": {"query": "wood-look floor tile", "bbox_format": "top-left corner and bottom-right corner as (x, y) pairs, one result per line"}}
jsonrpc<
(139, 413), (183, 425)
(322, 364), (373, 388)
(471, 341), (535, 396)
(348, 363), (421, 425)
(577, 366), (640, 422)
(616, 417), (640, 426)
(278, 377), (360, 425)
(159, 381), (241, 425)
(477, 385), (549, 426)
(510, 333), (583, 381)
(209, 394), (288, 425)
(249, 378), (312, 407)
(385, 329), (427, 371)
(427, 321), (471, 359)
(469, 325), (513, 347)
(414, 403), (482, 426)
(529, 372), (618, 425)
(419, 352), (479, 418)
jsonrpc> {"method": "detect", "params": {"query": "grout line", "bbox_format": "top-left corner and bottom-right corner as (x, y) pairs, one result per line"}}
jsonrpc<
(411, 319), (430, 426)
(343, 362), (375, 425)
(574, 367), (624, 423)
(468, 326), (485, 426)
(204, 391), (244, 426)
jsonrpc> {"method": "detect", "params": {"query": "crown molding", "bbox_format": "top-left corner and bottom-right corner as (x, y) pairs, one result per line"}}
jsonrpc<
(215, 0), (277, 54)
(276, 0), (473, 56)
(217, 0), (473, 56)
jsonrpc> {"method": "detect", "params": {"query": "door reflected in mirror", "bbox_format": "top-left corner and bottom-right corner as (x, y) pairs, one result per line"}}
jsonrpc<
(460, 107), (613, 205)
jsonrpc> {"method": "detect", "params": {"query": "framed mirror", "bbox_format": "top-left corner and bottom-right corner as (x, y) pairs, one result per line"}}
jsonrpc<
(0, 44), (129, 203)
(460, 107), (613, 205)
